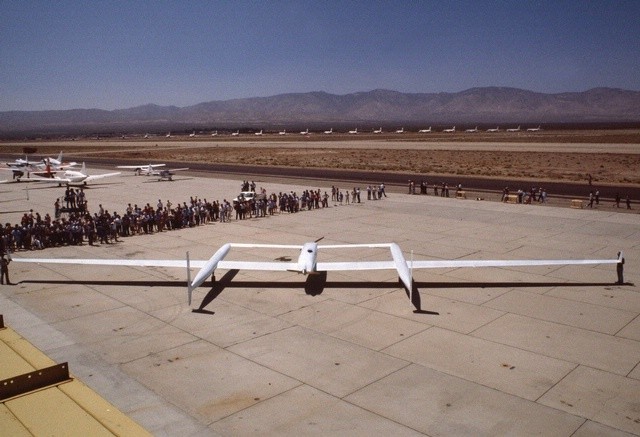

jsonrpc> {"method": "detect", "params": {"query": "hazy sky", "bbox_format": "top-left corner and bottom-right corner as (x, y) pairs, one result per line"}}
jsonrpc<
(2, 0), (639, 111)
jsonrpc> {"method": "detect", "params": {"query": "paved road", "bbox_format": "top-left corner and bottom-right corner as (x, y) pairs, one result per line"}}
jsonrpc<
(82, 157), (639, 202)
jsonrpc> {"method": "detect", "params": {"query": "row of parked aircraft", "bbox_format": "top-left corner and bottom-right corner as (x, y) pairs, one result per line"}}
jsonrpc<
(168, 125), (542, 137)
(2, 151), (189, 185)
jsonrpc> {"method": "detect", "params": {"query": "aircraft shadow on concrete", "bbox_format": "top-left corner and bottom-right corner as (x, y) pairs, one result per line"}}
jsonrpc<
(19, 276), (628, 316)
(142, 177), (193, 183)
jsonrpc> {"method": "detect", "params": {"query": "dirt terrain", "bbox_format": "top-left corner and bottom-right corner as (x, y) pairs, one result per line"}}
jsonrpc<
(2, 129), (639, 186)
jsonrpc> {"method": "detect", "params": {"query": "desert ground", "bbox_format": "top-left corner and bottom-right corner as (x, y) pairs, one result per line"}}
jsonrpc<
(2, 128), (640, 186)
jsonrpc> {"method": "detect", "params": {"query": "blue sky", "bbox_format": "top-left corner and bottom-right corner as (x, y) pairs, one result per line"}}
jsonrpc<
(1, 0), (639, 111)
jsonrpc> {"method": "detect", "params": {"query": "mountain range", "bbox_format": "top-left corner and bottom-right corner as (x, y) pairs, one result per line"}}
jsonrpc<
(1, 87), (639, 136)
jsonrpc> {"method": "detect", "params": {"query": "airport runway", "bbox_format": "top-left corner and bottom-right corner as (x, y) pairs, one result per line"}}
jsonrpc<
(56, 156), (640, 203)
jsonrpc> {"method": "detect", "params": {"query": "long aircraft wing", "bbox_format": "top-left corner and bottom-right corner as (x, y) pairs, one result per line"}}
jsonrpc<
(13, 243), (623, 307)
(116, 164), (165, 169)
(84, 172), (121, 181)
(12, 244), (621, 271)
(25, 176), (70, 183)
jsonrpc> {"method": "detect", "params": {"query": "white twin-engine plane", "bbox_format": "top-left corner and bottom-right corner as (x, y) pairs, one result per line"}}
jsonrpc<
(13, 241), (624, 309)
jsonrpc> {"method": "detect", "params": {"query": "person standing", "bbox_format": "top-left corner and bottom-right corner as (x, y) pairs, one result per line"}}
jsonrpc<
(1, 254), (10, 285)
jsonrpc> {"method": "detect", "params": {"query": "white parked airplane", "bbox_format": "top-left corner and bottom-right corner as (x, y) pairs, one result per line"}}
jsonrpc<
(189, 131), (196, 137)
(527, 126), (542, 132)
(166, 132), (172, 138)
(465, 126), (479, 133)
(13, 155), (34, 166)
(373, 127), (383, 134)
(29, 162), (121, 186)
(443, 126), (455, 133)
(279, 130), (287, 135)
(155, 167), (189, 181)
(116, 163), (166, 176)
(486, 127), (500, 132)
(348, 128), (358, 134)
(395, 127), (404, 134)
(323, 128), (333, 134)
(300, 129), (309, 135)
(12, 241), (624, 308)
(231, 130), (240, 136)
(254, 130), (263, 136)
(39, 151), (77, 169)
(211, 131), (218, 136)
(418, 127), (432, 133)
(507, 125), (521, 132)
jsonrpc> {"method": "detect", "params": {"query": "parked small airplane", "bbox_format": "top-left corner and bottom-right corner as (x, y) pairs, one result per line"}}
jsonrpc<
(527, 126), (542, 132)
(189, 131), (196, 137)
(211, 131), (218, 136)
(6, 155), (35, 168)
(486, 127), (500, 132)
(418, 127), (432, 133)
(166, 132), (172, 138)
(254, 130), (263, 136)
(348, 128), (358, 134)
(373, 127), (383, 134)
(465, 126), (479, 133)
(231, 130), (240, 136)
(300, 129), (309, 135)
(12, 241), (624, 309)
(323, 128), (333, 134)
(39, 151), (77, 169)
(506, 125), (521, 132)
(279, 130), (287, 135)
(155, 167), (189, 181)
(395, 127), (404, 134)
(29, 162), (121, 186)
(116, 163), (166, 176)
(443, 126), (456, 133)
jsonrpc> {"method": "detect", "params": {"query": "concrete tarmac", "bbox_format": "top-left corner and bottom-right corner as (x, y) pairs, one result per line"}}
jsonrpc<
(1, 172), (639, 435)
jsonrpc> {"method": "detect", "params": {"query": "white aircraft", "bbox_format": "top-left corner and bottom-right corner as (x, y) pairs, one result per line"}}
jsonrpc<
(231, 130), (240, 136)
(443, 126), (455, 133)
(189, 131), (196, 137)
(7, 155), (35, 167)
(373, 127), (383, 134)
(155, 167), (189, 181)
(395, 127), (404, 134)
(527, 126), (542, 132)
(254, 130), (263, 136)
(300, 129), (309, 135)
(348, 128), (358, 134)
(486, 127), (500, 132)
(166, 132), (172, 138)
(418, 127), (432, 133)
(211, 131), (218, 136)
(29, 162), (121, 186)
(279, 130), (287, 135)
(40, 151), (78, 169)
(144, 133), (150, 139)
(12, 242), (624, 308)
(116, 163), (166, 176)
(465, 126), (479, 133)
(323, 128), (333, 134)
(507, 125), (521, 132)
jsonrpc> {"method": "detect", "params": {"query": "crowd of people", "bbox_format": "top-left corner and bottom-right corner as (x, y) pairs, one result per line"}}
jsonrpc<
(501, 186), (548, 204)
(0, 182), (383, 256)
